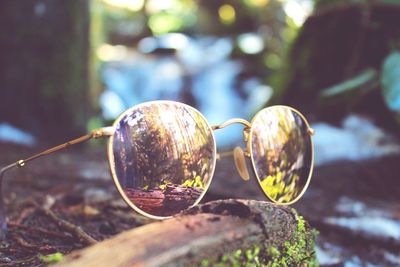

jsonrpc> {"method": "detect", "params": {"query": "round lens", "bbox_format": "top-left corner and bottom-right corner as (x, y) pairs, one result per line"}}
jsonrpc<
(109, 101), (216, 218)
(250, 106), (313, 204)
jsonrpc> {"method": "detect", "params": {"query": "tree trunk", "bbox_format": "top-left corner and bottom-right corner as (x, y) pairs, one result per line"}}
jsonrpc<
(0, 0), (90, 142)
(55, 199), (317, 267)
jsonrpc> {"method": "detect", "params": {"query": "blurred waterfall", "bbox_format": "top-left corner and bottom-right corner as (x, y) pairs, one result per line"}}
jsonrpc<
(99, 34), (272, 147)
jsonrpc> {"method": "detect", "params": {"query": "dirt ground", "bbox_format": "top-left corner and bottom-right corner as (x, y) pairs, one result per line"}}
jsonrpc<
(0, 141), (399, 266)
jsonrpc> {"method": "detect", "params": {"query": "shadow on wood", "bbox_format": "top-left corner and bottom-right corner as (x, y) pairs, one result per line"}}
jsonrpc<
(55, 199), (317, 267)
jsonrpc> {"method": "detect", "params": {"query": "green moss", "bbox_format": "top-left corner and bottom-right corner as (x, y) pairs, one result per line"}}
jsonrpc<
(207, 247), (259, 267)
(200, 259), (209, 267)
(39, 252), (64, 264)
(268, 212), (318, 267)
(199, 211), (318, 266)
(267, 246), (280, 258)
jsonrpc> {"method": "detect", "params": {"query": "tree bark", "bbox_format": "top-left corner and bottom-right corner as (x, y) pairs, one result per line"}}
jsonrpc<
(55, 199), (317, 267)
(0, 0), (90, 142)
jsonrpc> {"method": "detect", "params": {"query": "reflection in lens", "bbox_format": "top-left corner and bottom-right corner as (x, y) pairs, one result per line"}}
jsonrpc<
(250, 106), (312, 204)
(110, 102), (216, 217)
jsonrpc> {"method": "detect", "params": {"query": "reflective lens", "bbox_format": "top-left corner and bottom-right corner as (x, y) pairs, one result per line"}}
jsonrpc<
(109, 101), (216, 218)
(250, 106), (313, 204)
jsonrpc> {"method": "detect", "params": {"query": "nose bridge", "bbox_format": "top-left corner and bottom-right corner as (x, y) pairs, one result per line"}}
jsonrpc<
(212, 118), (252, 149)
(211, 118), (251, 131)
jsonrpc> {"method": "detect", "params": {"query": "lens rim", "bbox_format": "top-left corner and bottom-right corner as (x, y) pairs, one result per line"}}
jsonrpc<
(249, 105), (314, 205)
(107, 100), (217, 220)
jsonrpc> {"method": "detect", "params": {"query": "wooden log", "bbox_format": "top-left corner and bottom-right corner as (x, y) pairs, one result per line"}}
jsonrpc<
(55, 199), (317, 267)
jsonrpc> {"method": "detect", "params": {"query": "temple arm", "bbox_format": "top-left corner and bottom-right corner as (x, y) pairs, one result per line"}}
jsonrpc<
(216, 150), (234, 160)
(0, 127), (114, 238)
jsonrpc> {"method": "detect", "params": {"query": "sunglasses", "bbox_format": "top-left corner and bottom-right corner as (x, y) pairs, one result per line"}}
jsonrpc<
(0, 100), (314, 235)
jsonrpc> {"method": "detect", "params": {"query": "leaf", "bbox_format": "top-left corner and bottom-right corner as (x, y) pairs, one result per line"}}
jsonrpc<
(381, 51), (400, 111)
(320, 68), (377, 98)
(382, 0), (400, 4)
(39, 252), (64, 264)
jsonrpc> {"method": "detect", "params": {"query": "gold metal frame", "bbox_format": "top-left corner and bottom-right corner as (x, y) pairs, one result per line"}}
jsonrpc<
(0, 127), (115, 176)
(0, 100), (314, 226)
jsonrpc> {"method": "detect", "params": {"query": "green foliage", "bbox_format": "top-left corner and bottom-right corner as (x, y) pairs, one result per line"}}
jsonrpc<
(182, 176), (205, 188)
(199, 213), (318, 266)
(39, 252), (64, 264)
(266, 213), (318, 267)
(320, 68), (377, 97)
(261, 172), (300, 203)
(216, 247), (261, 267)
(383, 0), (400, 4)
(87, 116), (104, 132)
(315, 0), (400, 9)
(275, 0), (400, 130)
(381, 51), (400, 111)
(318, 50), (400, 114)
(201, 259), (209, 267)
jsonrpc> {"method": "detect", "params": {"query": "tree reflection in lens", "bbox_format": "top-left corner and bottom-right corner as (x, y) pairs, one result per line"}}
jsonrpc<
(250, 107), (312, 204)
(111, 102), (215, 217)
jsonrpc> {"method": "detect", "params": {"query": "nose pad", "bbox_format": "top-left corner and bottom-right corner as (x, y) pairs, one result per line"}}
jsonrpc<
(233, 146), (250, 181)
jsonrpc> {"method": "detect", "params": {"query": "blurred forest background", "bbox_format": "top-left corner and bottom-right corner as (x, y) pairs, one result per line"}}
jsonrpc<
(1, 0), (400, 266)
(2, 0), (400, 146)
(0, 0), (311, 144)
